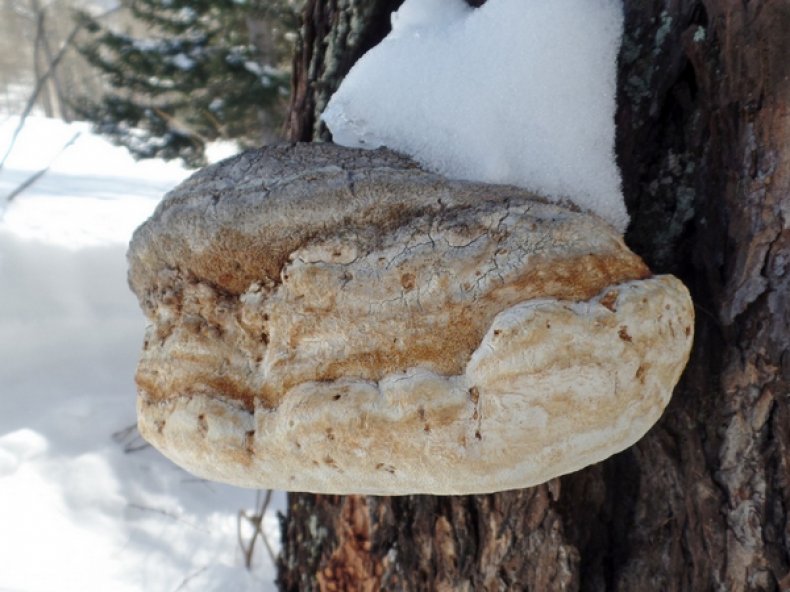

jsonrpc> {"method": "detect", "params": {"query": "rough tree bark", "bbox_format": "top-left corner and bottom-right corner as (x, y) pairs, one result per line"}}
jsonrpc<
(278, 1), (790, 590)
(284, 0), (403, 143)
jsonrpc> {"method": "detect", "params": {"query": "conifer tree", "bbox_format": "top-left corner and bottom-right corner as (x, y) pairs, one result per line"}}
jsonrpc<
(76, 0), (297, 167)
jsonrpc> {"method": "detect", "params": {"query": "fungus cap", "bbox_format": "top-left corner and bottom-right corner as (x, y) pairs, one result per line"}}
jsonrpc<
(128, 143), (694, 495)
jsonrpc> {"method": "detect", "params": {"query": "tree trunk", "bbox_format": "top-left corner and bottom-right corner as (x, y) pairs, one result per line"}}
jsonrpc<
(284, 0), (403, 142)
(278, 1), (790, 590)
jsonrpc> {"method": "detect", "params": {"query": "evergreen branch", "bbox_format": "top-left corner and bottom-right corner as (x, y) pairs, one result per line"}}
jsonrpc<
(74, 0), (294, 167)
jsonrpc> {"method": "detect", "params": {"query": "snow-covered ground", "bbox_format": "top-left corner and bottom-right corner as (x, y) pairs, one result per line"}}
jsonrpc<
(0, 117), (282, 592)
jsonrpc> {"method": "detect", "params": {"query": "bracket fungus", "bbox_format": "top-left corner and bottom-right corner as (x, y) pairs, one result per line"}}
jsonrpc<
(128, 143), (693, 495)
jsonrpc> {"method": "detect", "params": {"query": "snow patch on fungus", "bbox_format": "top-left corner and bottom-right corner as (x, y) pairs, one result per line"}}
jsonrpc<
(322, 0), (628, 231)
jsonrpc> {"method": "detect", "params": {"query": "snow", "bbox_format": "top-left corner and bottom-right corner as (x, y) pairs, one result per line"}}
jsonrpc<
(0, 117), (281, 591)
(171, 52), (197, 70)
(322, 0), (629, 231)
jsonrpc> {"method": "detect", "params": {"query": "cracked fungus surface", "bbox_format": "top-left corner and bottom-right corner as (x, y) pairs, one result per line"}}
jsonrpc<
(129, 145), (649, 410)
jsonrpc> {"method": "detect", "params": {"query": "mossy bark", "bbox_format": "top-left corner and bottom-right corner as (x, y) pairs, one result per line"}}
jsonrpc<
(279, 0), (790, 590)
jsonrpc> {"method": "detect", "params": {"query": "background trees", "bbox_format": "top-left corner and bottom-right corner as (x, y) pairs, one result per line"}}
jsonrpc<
(0, 0), (106, 119)
(277, 1), (790, 590)
(0, 0), (299, 168)
(76, 0), (297, 166)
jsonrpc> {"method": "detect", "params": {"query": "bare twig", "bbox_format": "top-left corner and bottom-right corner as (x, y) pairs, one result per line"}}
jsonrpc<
(172, 566), (209, 592)
(257, 490), (278, 566)
(2, 131), (80, 208)
(0, 5), (119, 173)
(152, 106), (209, 148)
(33, 0), (69, 120)
(0, 29), (78, 172)
(127, 503), (210, 533)
(237, 489), (277, 570)
(31, 0), (54, 117)
(111, 423), (152, 454)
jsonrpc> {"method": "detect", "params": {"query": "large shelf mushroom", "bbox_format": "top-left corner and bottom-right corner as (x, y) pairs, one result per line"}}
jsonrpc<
(128, 143), (693, 495)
